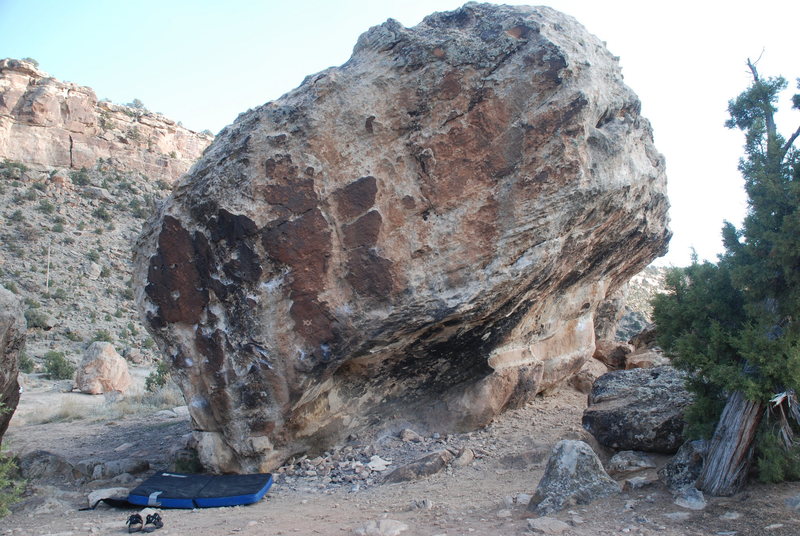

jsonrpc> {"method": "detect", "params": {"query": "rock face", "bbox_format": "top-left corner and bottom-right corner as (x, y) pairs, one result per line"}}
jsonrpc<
(0, 285), (25, 444)
(0, 58), (211, 182)
(75, 342), (132, 395)
(134, 3), (669, 472)
(582, 367), (691, 453)
(528, 440), (620, 515)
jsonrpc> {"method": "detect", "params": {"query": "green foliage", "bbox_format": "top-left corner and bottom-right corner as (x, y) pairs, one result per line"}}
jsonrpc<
(92, 206), (111, 222)
(43, 351), (74, 380)
(7, 210), (23, 223)
(18, 352), (34, 374)
(69, 169), (90, 186)
(86, 250), (100, 262)
(64, 331), (82, 342)
(0, 446), (23, 518)
(145, 359), (170, 392)
(100, 266), (111, 278)
(755, 425), (800, 483)
(92, 329), (113, 342)
(653, 63), (800, 482)
(24, 309), (49, 329)
(21, 56), (39, 68)
(37, 199), (55, 214)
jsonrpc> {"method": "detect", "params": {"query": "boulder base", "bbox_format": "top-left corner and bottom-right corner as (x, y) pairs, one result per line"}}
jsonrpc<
(134, 3), (669, 472)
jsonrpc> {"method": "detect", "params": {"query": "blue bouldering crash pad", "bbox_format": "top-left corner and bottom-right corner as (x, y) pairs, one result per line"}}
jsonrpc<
(127, 472), (273, 509)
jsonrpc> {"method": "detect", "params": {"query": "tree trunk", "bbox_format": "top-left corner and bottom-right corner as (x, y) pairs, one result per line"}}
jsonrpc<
(697, 390), (764, 496)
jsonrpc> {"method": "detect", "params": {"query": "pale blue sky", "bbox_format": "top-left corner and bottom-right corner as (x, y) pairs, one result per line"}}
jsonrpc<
(1, 0), (799, 266)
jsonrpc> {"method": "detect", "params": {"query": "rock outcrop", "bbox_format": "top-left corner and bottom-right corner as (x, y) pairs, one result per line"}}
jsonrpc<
(0, 285), (26, 444)
(0, 58), (211, 182)
(135, 3), (670, 472)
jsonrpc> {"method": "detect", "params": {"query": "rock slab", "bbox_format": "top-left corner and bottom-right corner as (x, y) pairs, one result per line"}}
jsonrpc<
(528, 439), (620, 515)
(134, 3), (669, 472)
(582, 366), (691, 453)
(0, 285), (25, 444)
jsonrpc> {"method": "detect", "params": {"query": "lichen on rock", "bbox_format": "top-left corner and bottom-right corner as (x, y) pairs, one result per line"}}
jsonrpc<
(134, 2), (670, 472)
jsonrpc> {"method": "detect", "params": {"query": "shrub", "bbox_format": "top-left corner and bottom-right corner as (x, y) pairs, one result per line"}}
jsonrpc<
(92, 207), (111, 222)
(0, 443), (23, 518)
(7, 210), (23, 223)
(86, 250), (100, 262)
(100, 266), (111, 278)
(24, 309), (50, 329)
(18, 352), (34, 374)
(43, 351), (74, 380)
(145, 359), (170, 392)
(21, 56), (39, 67)
(69, 169), (90, 186)
(51, 222), (64, 232)
(64, 331), (82, 342)
(92, 329), (113, 342)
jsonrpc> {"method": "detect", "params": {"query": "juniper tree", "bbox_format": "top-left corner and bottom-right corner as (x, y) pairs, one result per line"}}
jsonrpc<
(653, 60), (800, 493)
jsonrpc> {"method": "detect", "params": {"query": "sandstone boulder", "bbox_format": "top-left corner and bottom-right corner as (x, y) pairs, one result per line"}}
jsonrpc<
(75, 342), (131, 395)
(0, 285), (26, 444)
(625, 348), (670, 369)
(528, 440), (620, 515)
(592, 339), (632, 369)
(582, 366), (691, 453)
(134, 3), (669, 472)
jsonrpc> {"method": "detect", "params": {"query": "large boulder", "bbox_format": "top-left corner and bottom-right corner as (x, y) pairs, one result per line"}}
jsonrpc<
(75, 342), (131, 395)
(134, 3), (669, 472)
(0, 285), (26, 444)
(582, 366), (691, 453)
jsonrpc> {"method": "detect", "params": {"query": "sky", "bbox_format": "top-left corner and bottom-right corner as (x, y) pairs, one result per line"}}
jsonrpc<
(1, 0), (798, 267)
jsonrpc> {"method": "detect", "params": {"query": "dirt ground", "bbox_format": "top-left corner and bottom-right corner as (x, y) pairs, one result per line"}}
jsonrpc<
(3, 379), (800, 536)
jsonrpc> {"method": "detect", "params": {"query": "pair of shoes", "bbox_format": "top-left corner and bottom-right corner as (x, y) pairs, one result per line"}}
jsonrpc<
(126, 513), (164, 533)
(144, 513), (164, 532)
(126, 514), (143, 533)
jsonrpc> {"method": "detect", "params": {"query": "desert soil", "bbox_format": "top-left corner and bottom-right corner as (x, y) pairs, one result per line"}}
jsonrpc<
(3, 376), (800, 536)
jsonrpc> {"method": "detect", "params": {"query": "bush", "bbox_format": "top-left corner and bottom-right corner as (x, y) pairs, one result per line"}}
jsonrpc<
(24, 309), (50, 329)
(92, 207), (111, 222)
(18, 352), (34, 374)
(145, 359), (170, 392)
(86, 250), (100, 262)
(43, 351), (74, 380)
(92, 329), (113, 342)
(51, 222), (64, 232)
(37, 200), (55, 214)
(7, 210), (23, 223)
(0, 445), (23, 518)
(69, 169), (90, 186)
(21, 56), (39, 68)
(64, 331), (82, 342)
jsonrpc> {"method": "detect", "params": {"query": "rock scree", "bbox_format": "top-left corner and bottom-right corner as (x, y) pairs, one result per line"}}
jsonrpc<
(134, 2), (670, 472)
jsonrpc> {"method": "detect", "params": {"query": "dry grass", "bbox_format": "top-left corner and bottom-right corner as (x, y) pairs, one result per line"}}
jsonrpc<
(29, 382), (184, 424)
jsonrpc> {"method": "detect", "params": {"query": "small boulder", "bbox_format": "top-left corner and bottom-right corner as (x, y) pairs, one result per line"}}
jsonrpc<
(582, 366), (691, 453)
(658, 439), (708, 493)
(593, 339), (632, 369)
(75, 341), (131, 395)
(528, 440), (620, 515)
(353, 519), (408, 536)
(384, 450), (454, 483)
(625, 348), (670, 370)
(568, 358), (608, 394)
(628, 324), (658, 350)
(606, 451), (656, 476)
(674, 487), (706, 510)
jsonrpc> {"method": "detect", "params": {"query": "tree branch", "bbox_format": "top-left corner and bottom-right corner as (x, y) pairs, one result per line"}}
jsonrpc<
(748, 58), (779, 157)
(782, 124), (800, 157)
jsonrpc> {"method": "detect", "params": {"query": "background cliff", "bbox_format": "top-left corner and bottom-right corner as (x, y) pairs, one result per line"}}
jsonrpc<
(0, 58), (211, 182)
